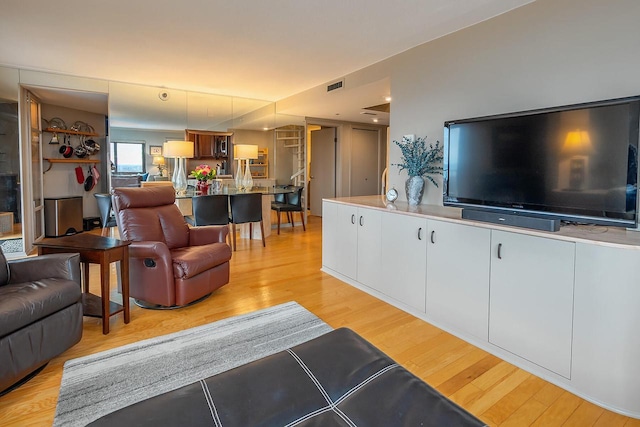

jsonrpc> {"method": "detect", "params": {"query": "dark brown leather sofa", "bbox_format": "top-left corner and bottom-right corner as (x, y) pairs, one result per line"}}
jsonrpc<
(111, 186), (232, 308)
(89, 328), (485, 426)
(0, 249), (83, 394)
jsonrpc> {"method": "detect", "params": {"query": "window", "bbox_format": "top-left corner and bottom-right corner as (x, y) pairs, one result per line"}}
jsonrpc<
(110, 142), (145, 173)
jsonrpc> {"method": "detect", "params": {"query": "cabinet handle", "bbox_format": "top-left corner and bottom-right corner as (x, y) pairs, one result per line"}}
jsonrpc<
(430, 230), (435, 244)
(418, 227), (423, 240)
(497, 243), (503, 259)
(359, 216), (364, 226)
(351, 214), (355, 224)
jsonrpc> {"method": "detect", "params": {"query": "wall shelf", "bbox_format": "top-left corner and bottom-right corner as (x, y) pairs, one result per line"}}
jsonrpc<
(43, 158), (99, 173)
(43, 127), (98, 137)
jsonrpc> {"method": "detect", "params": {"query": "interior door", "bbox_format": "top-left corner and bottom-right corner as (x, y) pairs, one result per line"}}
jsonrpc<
(351, 128), (379, 196)
(26, 92), (45, 245)
(310, 127), (336, 216)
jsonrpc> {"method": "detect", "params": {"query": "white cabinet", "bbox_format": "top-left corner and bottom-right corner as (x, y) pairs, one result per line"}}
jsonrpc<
(322, 201), (381, 289)
(322, 196), (640, 417)
(489, 230), (575, 378)
(572, 243), (640, 414)
(356, 208), (382, 290)
(322, 201), (358, 279)
(380, 212), (427, 312)
(426, 220), (491, 340)
(321, 200), (341, 273)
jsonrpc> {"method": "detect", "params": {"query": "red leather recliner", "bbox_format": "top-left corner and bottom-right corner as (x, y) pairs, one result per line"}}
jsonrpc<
(112, 186), (232, 308)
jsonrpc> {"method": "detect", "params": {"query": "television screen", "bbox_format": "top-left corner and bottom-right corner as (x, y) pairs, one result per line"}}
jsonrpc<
(443, 96), (640, 227)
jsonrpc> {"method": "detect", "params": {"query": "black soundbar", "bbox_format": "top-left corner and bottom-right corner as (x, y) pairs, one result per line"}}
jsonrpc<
(461, 209), (561, 232)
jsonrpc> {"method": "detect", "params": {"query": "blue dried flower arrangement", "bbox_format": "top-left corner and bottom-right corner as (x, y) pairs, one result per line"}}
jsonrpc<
(393, 135), (444, 186)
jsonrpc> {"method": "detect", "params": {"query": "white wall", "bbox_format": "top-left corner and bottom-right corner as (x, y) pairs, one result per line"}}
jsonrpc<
(387, 0), (640, 205)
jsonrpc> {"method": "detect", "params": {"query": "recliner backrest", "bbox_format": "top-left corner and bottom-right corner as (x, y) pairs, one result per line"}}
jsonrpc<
(112, 187), (190, 249)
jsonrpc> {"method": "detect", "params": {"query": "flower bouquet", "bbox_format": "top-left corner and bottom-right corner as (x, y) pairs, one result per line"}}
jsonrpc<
(191, 164), (216, 193)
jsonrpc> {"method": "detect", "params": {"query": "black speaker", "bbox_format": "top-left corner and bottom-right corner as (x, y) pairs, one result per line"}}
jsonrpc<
(462, 209), (561, 232)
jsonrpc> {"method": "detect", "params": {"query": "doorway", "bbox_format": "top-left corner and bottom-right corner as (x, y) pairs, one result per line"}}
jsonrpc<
(351, 128), (380, 196)
(309, 127), (336, 216)
(0, 101), (23, 253)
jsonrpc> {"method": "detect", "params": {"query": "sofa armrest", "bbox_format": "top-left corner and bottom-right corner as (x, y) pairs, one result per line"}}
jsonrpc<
(188, 225), (229, 246)
(8, 253), (81, 286)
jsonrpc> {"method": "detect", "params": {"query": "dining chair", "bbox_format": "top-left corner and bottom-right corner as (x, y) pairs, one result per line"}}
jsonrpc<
(186, 194), (229, 226)
(94, 193), (117, 236)
(229, 193), (265, 251)
(186, 194), (230, 245)
(271, 186), (306, 235)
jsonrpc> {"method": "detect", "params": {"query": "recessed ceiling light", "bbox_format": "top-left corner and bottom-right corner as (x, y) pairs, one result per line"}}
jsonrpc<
(384, 96), (392, 102)
(263, 127), (269, 131)
(373, 118), (379, 123)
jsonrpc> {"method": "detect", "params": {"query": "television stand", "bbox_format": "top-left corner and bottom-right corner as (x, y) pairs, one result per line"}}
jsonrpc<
(461, 208), (560, 232)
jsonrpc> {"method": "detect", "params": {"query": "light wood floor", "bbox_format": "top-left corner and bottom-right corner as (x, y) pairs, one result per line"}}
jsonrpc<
(1, 216), (638, 426)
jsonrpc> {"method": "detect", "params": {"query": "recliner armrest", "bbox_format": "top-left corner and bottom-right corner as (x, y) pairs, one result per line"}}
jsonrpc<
(129, 241), (173, 270)
(8, 253), (81, 286)
(188, 225), (229, 246)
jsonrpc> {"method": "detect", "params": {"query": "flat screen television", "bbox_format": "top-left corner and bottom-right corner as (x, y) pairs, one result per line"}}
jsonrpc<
(443, 96), (640, 228)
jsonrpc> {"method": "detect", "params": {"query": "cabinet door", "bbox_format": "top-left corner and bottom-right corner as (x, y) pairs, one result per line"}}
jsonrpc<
(380, 213), (427, 312)
(195, 135), (215, 158)
(356, 208), (381, 290)
(489, 230), (575, 378)
(322, 201), (339, 272)
(572, 243), (640, 414)
(332, 204), (358, 279)
(426, 220), (490, 340)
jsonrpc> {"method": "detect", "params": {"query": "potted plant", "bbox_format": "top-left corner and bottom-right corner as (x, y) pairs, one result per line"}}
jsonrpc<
(191, 164), (216, 194)
(393, 135), (443, 205)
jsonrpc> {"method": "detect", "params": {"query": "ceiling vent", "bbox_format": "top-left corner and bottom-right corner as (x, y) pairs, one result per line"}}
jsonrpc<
(327, 79), (344, 92)
(360, 111), (377, 116)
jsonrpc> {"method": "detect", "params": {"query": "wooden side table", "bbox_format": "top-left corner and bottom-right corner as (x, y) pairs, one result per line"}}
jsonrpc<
(34, 234), (131, 334)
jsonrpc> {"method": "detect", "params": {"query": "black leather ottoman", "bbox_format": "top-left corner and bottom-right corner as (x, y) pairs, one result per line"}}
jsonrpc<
(90, 328), (485, 426)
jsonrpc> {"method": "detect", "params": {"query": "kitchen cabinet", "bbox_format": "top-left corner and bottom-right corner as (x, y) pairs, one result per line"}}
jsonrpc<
(426, 220), (490, 340)
(186, 129), (232, 160)
(380, 212), (427, 312)
(489, 230), (575, 378)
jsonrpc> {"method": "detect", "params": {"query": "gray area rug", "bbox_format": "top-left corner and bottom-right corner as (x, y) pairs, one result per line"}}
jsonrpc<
(53, 301), (332, 427)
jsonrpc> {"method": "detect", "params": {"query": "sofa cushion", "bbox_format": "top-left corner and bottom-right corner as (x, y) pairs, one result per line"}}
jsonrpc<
(0, 279), (81, 337)
(171, 243), (232, 280)
(0, 247), (8, 286)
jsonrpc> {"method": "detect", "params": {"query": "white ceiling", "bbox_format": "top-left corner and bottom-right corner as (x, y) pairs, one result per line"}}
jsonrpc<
(2, 0), (534, 126)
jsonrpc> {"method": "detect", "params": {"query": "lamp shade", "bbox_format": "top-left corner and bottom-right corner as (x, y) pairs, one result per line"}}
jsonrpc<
(234, 144), (259, 160)
(163, 141), (194, 158)
(152, 156), (165, 166)
(562, 130), (592, 155)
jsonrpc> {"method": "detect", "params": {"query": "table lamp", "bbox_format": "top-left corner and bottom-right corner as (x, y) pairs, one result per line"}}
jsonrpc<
(163, 141), (194, 195)
(234, 144), (259, 191)
(152, 156), (166, 176)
